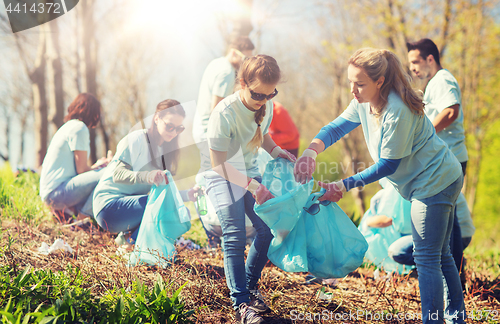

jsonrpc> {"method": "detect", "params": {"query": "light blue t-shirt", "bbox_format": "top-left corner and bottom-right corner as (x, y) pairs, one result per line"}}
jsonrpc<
(193, 57), (236, 143)
(93, 130), (160, 216)
(39, 119), (90, 201)
(340, 91), (462, 200)
(206, 91), (273, 179)
(424, 69), (468, 162)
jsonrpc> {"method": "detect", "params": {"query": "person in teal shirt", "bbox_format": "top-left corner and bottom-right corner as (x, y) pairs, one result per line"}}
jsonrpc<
(407, 38), (469, 277)
(294, 48), (465, 324)
(206, 55), (295, 323)
(93, 100), (196, 243)
(193, 36), (254, 144)
(40, 93), (110, 220)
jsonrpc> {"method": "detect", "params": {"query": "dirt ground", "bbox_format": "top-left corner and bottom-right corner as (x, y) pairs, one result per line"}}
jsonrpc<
(1, 219), (498, 323)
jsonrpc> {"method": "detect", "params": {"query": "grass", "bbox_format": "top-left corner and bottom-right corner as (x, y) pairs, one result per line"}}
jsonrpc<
(0, 162), (499, 323)
(0, 163), (52, 225)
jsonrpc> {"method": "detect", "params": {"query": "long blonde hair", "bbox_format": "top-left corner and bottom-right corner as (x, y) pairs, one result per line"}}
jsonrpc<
(238, 55), (281, 153)
(348, 48), (424, 117)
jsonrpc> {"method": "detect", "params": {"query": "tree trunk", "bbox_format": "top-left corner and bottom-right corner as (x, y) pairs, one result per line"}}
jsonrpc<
(1, 113), (9, 162)
(46, 19), (65, 134)
(29, 27), (48, 169)
(463, 0), (484, 209)
(80, 0), (99, 162)
(439, 0), (453, 56)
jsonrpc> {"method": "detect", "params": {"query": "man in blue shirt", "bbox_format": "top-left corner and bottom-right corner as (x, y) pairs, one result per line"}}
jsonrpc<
(407, 38), (468, 281)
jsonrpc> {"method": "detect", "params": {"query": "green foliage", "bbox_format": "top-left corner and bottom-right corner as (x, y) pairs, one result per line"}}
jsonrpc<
(0, 263), (195, 323)
(0, 164), (52, 224)
(471, 119), (500, 252)
(182, 218), (208, 248)
(108, 275), (195, 324)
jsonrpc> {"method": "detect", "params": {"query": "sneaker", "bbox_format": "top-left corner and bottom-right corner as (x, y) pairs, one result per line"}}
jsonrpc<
(249, 289), (270, 314)
(235, 303), (264, 324)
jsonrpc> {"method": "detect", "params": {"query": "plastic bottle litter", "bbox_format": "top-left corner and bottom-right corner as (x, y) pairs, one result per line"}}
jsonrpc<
(196, 190), (207, 215)
(38, 239), (73, 255)
(317, 287), (333, 302)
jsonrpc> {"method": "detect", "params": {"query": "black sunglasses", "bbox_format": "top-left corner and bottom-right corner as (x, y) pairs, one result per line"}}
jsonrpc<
(245, 81), (278, 101)
(303, 200), (331, 215)
(160, 119), (185, 134)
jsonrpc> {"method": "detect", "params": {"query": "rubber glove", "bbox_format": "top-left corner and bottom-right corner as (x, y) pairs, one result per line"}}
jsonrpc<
(318, 180), (346, 202)
(270, 145), (297, 162)
(293, 148), (317, 184)
(246, 179), (275, 205)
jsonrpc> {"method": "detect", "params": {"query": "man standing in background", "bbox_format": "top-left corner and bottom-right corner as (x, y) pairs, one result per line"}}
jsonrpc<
(407, 38), (469, 281)
(192, 36), (254, 144)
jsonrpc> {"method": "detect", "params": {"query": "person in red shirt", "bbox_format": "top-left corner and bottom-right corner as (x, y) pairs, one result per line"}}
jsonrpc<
(269, 101), (300, 158)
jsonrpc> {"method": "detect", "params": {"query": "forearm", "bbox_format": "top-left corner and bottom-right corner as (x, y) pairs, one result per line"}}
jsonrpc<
(314, 117), (360, 149)
(210, 149), (251, 189)
(366, 215), (393, 228)
(77, 165), (92, 174)
(343, 158), (401, 191)
(433, 105), (459, 133)
(112, 161), (149, 184)
(262, 133), (278, 153)
(306, 139), (326, 155)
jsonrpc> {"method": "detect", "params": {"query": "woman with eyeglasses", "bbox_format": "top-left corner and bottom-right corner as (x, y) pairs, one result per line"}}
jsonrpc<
(205, 54), (295, 323)
(294, 48), (465, 324)
(93, 99), (196, 243)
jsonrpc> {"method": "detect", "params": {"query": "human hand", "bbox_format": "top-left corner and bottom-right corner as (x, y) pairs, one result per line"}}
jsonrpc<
(293, 149), (317, 184)
(91, 150), (113, 169)
(147, 170), (169, 186)
(270, 146), (297, 163)
(317, 180), (345, 202)
(105, 150), (113, 163)
(254, 184), (275, 205)
(246, 179), (275, 205)
(188, 185), (204, 202)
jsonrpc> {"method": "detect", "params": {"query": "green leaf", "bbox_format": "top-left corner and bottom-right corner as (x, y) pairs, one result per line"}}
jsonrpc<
(0, 310), (17, 324)
(172, 282), (187, 301)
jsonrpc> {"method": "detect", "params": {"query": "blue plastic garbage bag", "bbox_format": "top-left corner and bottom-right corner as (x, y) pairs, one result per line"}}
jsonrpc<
(129, 171), (191, 267)
(358, 188), (414, 274)
(377, 179), (412, 235)
(255, 158), (368, 278)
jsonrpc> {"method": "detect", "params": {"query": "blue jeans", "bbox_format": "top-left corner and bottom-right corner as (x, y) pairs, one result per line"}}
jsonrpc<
(45, 168), (105, 216)
(388, 234), (472, 266)
(411, 175), (465, 324)
(205, 173), (273, 309)
(95, 195), (148, 242)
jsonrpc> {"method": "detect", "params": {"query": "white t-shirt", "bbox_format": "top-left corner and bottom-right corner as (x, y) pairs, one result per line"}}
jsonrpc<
(340, 91), (462, 200)
(424, 69), (468, 162)
(206, 91), (273, 179)
(193, 57), (236, 143)
(39, 119), (90, 201)
(93, 130), (160, 216)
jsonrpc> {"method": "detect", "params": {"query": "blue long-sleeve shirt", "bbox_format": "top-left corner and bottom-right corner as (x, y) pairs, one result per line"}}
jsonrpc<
(314, 117), (401, 191)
